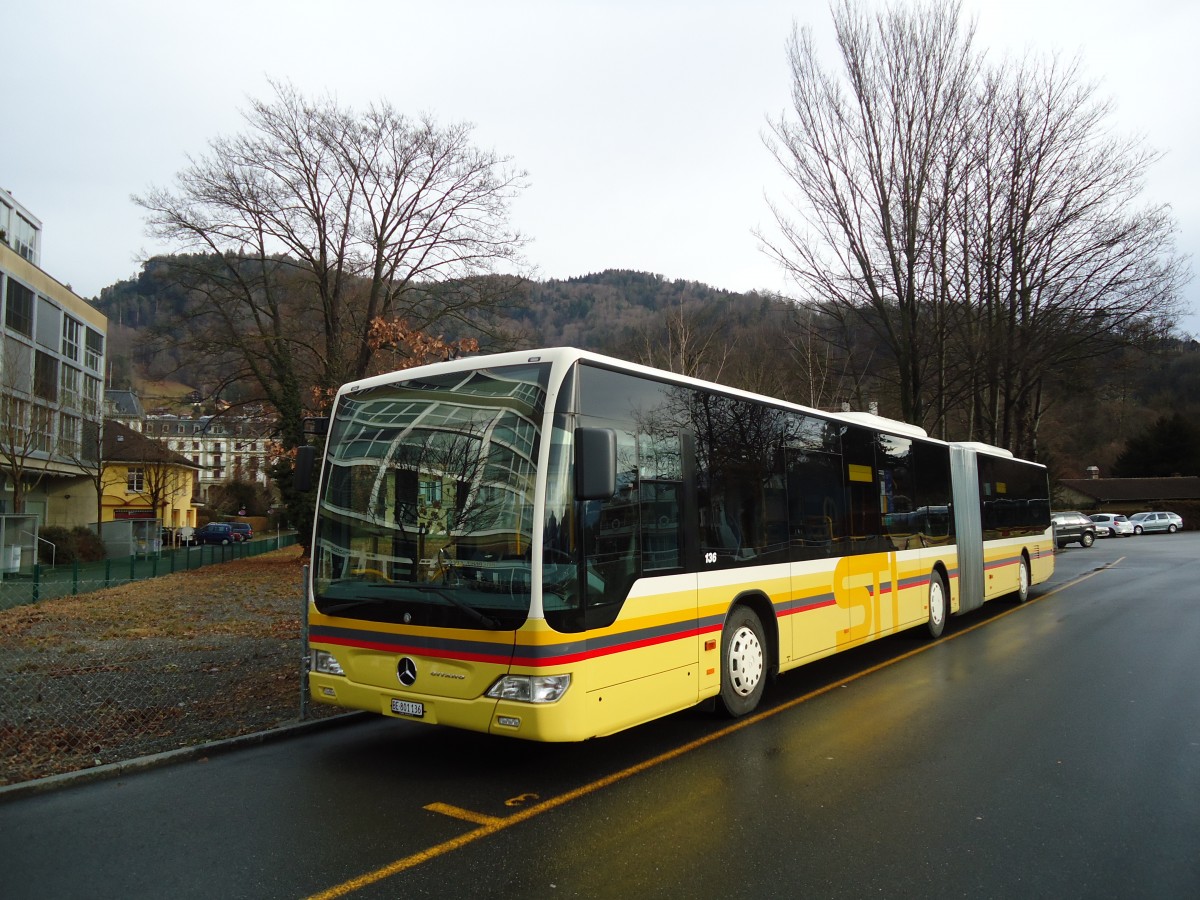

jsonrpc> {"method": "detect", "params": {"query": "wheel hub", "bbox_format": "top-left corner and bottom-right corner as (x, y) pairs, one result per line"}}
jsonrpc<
(727, 626), (764, 697)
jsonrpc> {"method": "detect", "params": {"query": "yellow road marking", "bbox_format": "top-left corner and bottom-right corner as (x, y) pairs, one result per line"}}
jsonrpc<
(422, 803), (504, 827)
(306, 561), (1117, 900)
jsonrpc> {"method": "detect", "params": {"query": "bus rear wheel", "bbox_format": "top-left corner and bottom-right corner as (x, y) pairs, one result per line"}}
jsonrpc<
(926, 570), (947, 638)
(719, 606), (766, 717)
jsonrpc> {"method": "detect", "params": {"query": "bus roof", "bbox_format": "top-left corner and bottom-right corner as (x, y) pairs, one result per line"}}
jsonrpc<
(341, 347), (1023, 460)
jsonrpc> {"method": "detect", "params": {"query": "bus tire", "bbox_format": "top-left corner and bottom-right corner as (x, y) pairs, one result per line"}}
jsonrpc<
(718, 606), (767, 717)
(1014, 554), (1031, 604)
(926, 570), (947, 638)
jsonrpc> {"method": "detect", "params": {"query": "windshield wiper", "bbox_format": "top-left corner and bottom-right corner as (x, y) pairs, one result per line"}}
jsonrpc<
(320, 582), (502, 629)
(422, 588), (501, 629)
(320, 598), (388, 615)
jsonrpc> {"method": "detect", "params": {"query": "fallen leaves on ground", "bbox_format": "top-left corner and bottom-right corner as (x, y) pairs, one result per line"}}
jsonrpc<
(0, 546), (332, 786)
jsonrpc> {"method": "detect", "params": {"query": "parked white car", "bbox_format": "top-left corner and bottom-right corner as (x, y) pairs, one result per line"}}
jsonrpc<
(1128, 511), (1184, 534)
(1089, 513), (1134, 537)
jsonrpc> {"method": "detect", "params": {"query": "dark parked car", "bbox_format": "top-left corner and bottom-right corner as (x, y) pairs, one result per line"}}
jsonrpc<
(1051, 511), (1096, 548)
(194, 523), (237, 545)
(228, 522), (253, 542)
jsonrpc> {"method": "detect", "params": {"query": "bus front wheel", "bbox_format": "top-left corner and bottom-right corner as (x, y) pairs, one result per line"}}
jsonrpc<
(1014, 555), (1031, 603)
(926, 570), (947, 638)
(719, 606), (767, 717)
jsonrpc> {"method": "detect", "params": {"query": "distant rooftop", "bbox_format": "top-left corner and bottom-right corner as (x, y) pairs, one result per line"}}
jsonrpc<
(1059, 476), (1200, 503)
(105, 389), (145, 419)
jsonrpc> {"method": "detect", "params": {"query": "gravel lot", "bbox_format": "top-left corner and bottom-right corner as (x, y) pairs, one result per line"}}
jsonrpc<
(0, 545), (325, 786)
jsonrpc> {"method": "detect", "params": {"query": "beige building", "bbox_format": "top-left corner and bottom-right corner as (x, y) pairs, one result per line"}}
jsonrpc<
(1, 187), (107, 528)
(100, 421), (199, 531)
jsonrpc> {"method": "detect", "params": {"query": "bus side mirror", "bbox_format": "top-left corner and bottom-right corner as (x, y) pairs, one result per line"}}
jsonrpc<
(294, 445), (317, 493)
(575, 427), (617, 500)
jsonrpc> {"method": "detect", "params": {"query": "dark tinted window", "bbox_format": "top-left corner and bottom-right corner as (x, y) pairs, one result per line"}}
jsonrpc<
(979, 455), (1051, 538)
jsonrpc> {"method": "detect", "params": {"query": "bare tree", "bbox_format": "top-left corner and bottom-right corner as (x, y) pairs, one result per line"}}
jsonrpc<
(762, 0), (976, 429)
(64, 419), (123, 529)
(134, 80), (531, 450)
(635, 296), (732, 382)
(953, 56), (1187, 456)
(762, 1), (1186, 456)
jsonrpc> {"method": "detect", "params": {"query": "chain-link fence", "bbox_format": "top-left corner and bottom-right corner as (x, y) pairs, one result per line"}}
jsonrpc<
(0, 534), (298, 611)
(0, 538), (335, 787)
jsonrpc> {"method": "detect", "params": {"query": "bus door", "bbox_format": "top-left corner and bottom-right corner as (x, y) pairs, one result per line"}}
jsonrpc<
(581, 428), (697, 695)
(785, 434), (850, 661)
(838, 426), (893, 647)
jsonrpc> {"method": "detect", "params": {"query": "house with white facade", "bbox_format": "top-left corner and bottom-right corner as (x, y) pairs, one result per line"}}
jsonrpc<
(140, 413), (274, 505)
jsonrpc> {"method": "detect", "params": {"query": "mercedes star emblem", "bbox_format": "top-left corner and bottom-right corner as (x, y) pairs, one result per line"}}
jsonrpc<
(397, 657), (418, 686)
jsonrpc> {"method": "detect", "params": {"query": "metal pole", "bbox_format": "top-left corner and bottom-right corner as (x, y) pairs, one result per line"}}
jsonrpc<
(300, 564), (310, 720)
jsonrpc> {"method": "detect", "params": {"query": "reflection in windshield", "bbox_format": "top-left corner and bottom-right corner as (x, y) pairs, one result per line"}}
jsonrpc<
(313, 363), (550, 631)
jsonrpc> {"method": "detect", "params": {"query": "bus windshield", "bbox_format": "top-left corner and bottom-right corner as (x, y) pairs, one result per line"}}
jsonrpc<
(312, 362), (551, 631)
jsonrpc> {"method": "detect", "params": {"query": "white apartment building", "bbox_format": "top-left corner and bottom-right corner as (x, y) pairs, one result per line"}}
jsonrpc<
(1, 187), (108, 527)
(140, 413), (273, 505)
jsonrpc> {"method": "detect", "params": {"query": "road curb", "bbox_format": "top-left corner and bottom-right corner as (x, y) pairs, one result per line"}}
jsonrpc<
(0, 712), (370, 803)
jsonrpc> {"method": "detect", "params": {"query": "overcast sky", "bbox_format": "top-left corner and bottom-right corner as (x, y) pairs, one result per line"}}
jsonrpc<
(6, 0), (1197, 334)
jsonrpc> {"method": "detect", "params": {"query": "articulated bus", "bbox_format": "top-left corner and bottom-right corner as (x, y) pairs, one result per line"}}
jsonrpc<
(306, 348), (1054, 740)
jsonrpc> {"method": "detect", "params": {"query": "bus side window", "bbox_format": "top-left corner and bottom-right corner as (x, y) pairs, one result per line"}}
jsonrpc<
(638, 432), (682, 572)
(842, 425), (885, 555)
(582, 428), (640, 627)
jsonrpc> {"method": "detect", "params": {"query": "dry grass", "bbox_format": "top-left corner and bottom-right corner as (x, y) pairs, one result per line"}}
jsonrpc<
(0, 545), (316, 785)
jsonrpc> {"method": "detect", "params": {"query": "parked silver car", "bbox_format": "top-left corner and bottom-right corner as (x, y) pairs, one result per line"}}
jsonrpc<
(1089, 513), (1134, 537)
(1128, 511), (1184, 534)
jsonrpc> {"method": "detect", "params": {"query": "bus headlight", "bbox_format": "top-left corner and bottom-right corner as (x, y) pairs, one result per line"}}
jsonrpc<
(486, 674), (571, 703)
(312, 650), (345, 676)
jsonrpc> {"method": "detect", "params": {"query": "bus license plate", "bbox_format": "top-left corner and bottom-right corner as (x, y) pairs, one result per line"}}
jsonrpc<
(391, 699), (424, 718)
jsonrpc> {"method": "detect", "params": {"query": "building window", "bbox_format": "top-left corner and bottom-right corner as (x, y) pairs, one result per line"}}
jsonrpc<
(36, 297), (61, 350)
(61, 316), (81, 361)
(59, 414), (81, 458)
(83, 375), (102, 416)
(31, 405), (54, 453)
(5, 278), (34, 337)
(9, 211), (38, 262)
(419, 479), (443, 505)
(60, 365), (80, 407)
(34, 351), (59, 402)
(127, 468), (145, 493)
(81, 420), (100, 464)
(1, 395), (29, 445)
(84, 328), (104, 372)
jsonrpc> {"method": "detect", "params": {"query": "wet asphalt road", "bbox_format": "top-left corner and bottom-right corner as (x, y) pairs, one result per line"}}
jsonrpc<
(2, 533), (1198, 899)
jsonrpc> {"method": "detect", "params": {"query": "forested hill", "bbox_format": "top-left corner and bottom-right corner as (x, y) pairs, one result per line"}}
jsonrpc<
(515, 270), (782, 353)
(87, 256), (1200, 481)
(90, 259), (787, 376)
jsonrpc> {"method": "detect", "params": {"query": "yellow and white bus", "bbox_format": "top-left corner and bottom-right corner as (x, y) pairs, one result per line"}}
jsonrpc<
(306, 348), (1054, 740)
